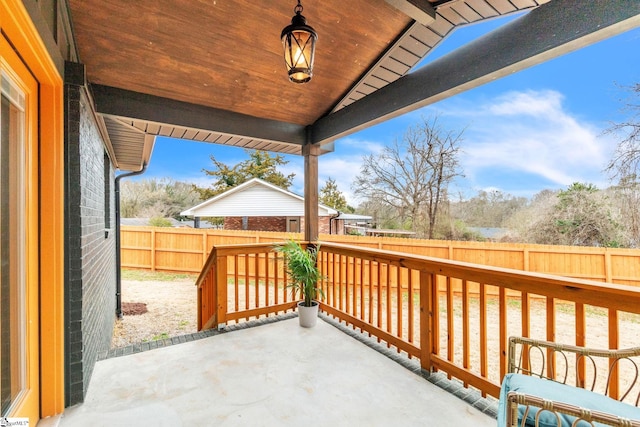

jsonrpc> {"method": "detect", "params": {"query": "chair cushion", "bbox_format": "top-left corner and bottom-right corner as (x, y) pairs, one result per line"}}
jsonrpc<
(497, 373), (640, 426)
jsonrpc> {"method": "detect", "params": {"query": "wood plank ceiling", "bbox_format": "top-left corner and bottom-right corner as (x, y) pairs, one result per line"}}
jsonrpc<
(66, 0), (640, 171)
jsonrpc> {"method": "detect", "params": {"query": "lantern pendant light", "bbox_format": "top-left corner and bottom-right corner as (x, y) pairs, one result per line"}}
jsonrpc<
(281, 0), (318, 84)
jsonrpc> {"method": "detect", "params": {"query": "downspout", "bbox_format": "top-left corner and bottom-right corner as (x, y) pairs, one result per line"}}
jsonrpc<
(329, 211), (341, 235)
(114, 163), (147, 318)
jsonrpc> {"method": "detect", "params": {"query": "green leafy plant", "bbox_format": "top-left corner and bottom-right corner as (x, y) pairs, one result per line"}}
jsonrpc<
(148, 216), (173, 227)
(275, 240), (325, 307)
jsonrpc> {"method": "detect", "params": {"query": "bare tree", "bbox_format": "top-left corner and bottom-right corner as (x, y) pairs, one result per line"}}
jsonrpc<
(609, 175), (640, 247)
(120, 178), (201, 219)
(452, 189), (528, 228)
(353, 116), (463, 238)
(605, 83), (640, 180)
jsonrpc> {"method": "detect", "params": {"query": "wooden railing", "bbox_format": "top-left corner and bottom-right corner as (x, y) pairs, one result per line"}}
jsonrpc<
(195, 243), (298, 330)
(196, 241), (640, 400)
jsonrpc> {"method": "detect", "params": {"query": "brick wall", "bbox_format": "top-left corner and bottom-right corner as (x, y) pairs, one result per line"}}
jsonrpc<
(299, 216), (332, 234)
(224, 216), (287, 232)
(64, 62), (117, 405)
(224, 216), (335, 234)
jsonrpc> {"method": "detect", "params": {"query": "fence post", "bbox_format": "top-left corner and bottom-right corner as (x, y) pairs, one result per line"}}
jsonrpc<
(202, 232), (207, 266)
(420, 270), (433, 373)
(150, 228), (156, 271)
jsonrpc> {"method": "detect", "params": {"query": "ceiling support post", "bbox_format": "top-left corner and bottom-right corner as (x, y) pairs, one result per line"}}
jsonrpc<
(303, 139), (320, 242)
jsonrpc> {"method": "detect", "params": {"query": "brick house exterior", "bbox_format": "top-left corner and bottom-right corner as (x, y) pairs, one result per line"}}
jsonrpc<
(182, 178), (339, 234)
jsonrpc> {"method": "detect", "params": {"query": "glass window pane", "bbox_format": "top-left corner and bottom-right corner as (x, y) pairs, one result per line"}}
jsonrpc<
(1, 72), (26, 417)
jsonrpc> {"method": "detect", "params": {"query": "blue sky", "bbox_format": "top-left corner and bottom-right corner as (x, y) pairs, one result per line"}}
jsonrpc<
(139, 14), (640, 205)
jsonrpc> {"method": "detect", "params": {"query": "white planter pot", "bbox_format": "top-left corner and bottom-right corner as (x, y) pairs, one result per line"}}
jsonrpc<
(297, 301), (319, 328)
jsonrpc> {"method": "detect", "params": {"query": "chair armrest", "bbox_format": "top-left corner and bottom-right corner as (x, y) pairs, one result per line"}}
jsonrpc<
(507, 336), (640, 402)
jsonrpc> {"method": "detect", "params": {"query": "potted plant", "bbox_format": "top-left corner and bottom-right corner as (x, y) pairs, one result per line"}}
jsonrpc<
(275, 239), (325, 327)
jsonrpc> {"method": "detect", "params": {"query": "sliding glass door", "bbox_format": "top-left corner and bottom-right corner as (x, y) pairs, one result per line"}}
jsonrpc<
(1, 34), (39, 421)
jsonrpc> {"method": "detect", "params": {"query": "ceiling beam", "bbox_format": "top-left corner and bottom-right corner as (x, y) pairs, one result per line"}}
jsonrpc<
(383, 0), (435, 25)
(91, 84), (308, 146)
(312, 0), (640, 145)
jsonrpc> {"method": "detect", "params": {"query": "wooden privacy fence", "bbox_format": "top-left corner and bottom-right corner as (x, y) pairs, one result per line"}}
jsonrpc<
(122, 226), (640, 287)
(196, 241), (640, 401)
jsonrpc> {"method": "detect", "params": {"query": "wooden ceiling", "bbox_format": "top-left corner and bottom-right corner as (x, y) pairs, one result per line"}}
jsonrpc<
(69, 0), (412, 126)
(66, 0), (640, 171)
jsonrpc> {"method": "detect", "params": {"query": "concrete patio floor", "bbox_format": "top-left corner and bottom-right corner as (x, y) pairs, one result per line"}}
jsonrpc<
(53, 315), (497, 426)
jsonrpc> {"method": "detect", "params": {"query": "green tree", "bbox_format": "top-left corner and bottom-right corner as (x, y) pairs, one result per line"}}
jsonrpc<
(148, 217), (173, 227)
(524, 183), (623, 247)
(319, 178), (352, 212)
(195, 150), (295, 199)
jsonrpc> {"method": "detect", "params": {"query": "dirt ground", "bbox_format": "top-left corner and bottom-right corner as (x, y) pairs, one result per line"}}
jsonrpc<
(111, 276), (198, 347)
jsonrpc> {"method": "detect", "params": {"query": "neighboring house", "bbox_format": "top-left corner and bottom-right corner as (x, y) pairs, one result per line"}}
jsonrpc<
(181, 178), (342, 234)
(334, 213), (374, 235)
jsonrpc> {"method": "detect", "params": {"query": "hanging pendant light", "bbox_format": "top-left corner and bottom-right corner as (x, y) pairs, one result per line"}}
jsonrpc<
(281, 0), (318, 84)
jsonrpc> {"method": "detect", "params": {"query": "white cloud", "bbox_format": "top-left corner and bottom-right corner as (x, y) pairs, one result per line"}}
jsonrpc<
(454, 90), (613, 193)
(148, 89), (615, 203)
(319, 137), (387, 204)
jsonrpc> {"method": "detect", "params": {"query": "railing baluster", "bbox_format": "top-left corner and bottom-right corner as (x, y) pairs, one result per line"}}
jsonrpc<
(447, 276), (454, 378)
(253, 253), (258, 312)
(377, 261), (382, 340)
(332, 252), (337, 309)
(244, 254), (250, 317)
(499, 287), (507, 381)
(576, 302), (585, 387)
(386, 263), (392, 346)
(480, 282), (487, 397)
(352, 256), (357, 327)
(274, 251), (279, 306)
(609, 308), (619, 399)
(396, 265), (402, 348)
(547, 297), (556, 379)
(359, 258), (364, 323)
(264, 252), (269, 309)
(368, 259), (373, 335)
(462, 279), (469, 386)
(234, 255), (239, 312)
(432, 273), (440, 371)
(522, 291), (530, 372)
(409, 269), (415, 347)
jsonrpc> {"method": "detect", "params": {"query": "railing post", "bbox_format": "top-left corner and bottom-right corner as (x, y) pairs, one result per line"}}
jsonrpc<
(197, 283), (203, 330)
(216, 252), (228, 330)
(420, 270), (433, 373)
